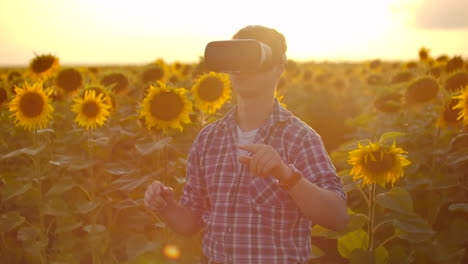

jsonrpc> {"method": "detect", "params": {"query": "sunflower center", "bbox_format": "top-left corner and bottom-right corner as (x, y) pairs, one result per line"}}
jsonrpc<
(365, 150), (396, 174)
(82, 101), (100, 118)
(198, 77), (224, 102)
(150, 92), (183, 121)
(19, 92), (44, 118)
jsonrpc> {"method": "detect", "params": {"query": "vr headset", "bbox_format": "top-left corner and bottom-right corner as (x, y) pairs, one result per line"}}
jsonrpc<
(204, 39), (273, 73)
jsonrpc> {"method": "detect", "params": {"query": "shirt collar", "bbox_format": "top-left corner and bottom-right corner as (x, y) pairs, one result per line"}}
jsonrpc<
(219, 99), (292, 131)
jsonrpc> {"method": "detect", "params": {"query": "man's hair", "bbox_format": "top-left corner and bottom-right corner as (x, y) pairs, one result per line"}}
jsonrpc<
(232, 25), (287, 65)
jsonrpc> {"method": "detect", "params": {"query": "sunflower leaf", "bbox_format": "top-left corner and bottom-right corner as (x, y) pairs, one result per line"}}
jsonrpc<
(1, 145), (46, 160)
(448, 203), (468, 214)
(2, 180), (33, 202)
(379, 132), (407, 145)
(0, 211), (26, 233)
(135, 137), (172, 156)
(393, 213), (434, 243)
(337, 228), (369, 259)
(376, 187), (413, 214)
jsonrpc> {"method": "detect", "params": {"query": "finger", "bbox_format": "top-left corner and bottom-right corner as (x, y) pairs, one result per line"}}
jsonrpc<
(238, 156), (251, 166)
(238, 144), (265, 152)
(251, 147), (270, 176)
(256, 153), (274, 177)
(161, 186), (175, 200)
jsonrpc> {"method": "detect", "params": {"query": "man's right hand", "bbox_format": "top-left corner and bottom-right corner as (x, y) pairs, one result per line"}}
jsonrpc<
(144, 181), (175, 212)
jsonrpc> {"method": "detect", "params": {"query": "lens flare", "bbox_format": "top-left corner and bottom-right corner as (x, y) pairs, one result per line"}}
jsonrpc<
(163, 244), (181, 260)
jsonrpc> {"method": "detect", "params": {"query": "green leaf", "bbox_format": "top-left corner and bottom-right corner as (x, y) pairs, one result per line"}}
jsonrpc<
(375, 246), (389, 264)
(55, 218), (83, 234)
(448, 203), (468, 214)
(447, 151), (468, 167)
(394, 213), (434, 243)
(105, 167), (135, 175)
(113, 198), (140, 209)
(90, 136), (109, 146)
(2, 180), (33, 201)
(83, 224), (106, 233)
(135, 137), (172, 156)
(43, 198), (71, 216)
(376, 187), (413, 215)
(111, 173), (153, 192)
(46, 180), (77, 196)
(379, 132), (406, 145)
(75, 200), (99, 214)
(312, 213), (368, 239)
(17, 226), (48, 256)
(49, 154), (72, 166)
(37, 128), (55, 134)
(1, 145), (46, 160)
(350, 248), (371, 264)
(0, 211), (26, 233)
(310, 244), (325, 259)
(67, 159), (92, 171)
(349, 246), (388, 264)
(125, 234), (157, 260)
(338, 228), (368, 259)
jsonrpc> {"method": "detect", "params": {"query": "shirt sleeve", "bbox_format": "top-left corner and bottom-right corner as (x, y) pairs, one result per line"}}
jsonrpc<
(180, 135), (211, 225)
(293, 130), (347, 201)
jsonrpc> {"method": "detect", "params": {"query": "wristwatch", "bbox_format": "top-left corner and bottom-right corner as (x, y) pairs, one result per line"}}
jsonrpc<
(278, 164), (303, 190)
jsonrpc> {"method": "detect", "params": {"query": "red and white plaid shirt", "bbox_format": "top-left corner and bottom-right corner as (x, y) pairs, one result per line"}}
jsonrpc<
(181, 100), (346, 264)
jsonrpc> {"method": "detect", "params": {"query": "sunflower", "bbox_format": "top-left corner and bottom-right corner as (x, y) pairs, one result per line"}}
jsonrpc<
(391, 71), (413, 84)
(405, 77), (439, 104)
(8, 82), (54, 131)
(445, 71), (468, 92)
(418, 46), (431, 62)
(101, 73), (129, 94)
(55, 68), (83, 95)
(452, 86), (468, 126)
(0, 86), (8, 105)
(446, 56), (464, 73)
(140, 81), (192, 132)
(436, 98), (460, 128)
(80, 84), (115, 112)
(192, 72), (231, 114)
(374, 93), (402, 113)
(29, 54), (60, 78)
(71, 89), (111, 129)
(348, 141), (411, 187)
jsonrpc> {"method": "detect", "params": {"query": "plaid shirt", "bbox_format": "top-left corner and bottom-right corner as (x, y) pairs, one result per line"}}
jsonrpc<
(181, 100), (346, 264)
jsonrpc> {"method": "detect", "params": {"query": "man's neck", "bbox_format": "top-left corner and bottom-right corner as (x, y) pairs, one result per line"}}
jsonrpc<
(236, 94), (275, 132)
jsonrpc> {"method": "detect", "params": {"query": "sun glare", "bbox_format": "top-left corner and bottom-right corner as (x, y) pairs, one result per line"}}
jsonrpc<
(0, 0), (466, 64)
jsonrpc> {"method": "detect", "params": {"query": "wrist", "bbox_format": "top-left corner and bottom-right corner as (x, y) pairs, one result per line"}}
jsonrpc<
(277, 164), (303, 190)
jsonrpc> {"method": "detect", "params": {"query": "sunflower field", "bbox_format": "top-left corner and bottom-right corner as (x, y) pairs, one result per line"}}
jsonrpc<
(0, 49), (467, 264)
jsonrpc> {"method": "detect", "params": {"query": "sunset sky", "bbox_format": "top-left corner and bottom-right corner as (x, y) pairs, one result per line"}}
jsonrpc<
(1, 0), (467, 66)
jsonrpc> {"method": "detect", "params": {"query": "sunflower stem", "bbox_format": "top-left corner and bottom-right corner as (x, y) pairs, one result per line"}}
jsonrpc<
(88, 128), (99, 264)
(357, 185), (370, 208)
(33, 128), (47, 264)
(367, 183), (376, 262)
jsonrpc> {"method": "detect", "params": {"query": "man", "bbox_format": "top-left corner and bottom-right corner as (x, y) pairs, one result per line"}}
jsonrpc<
(144, 25), (348, 264)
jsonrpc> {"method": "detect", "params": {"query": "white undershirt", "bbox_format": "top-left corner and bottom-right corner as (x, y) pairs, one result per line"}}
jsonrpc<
(237, 126), (259, 159)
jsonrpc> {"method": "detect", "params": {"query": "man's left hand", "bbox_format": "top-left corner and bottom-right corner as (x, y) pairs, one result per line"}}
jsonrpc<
(238, 144), (290, 180)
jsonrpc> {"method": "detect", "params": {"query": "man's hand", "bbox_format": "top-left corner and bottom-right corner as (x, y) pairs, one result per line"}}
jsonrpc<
(144, 181), (175, 212)
(238, 144), (291, 181)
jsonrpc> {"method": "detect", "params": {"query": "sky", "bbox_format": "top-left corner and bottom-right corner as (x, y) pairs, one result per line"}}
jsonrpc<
(0, 0), (467, 66)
